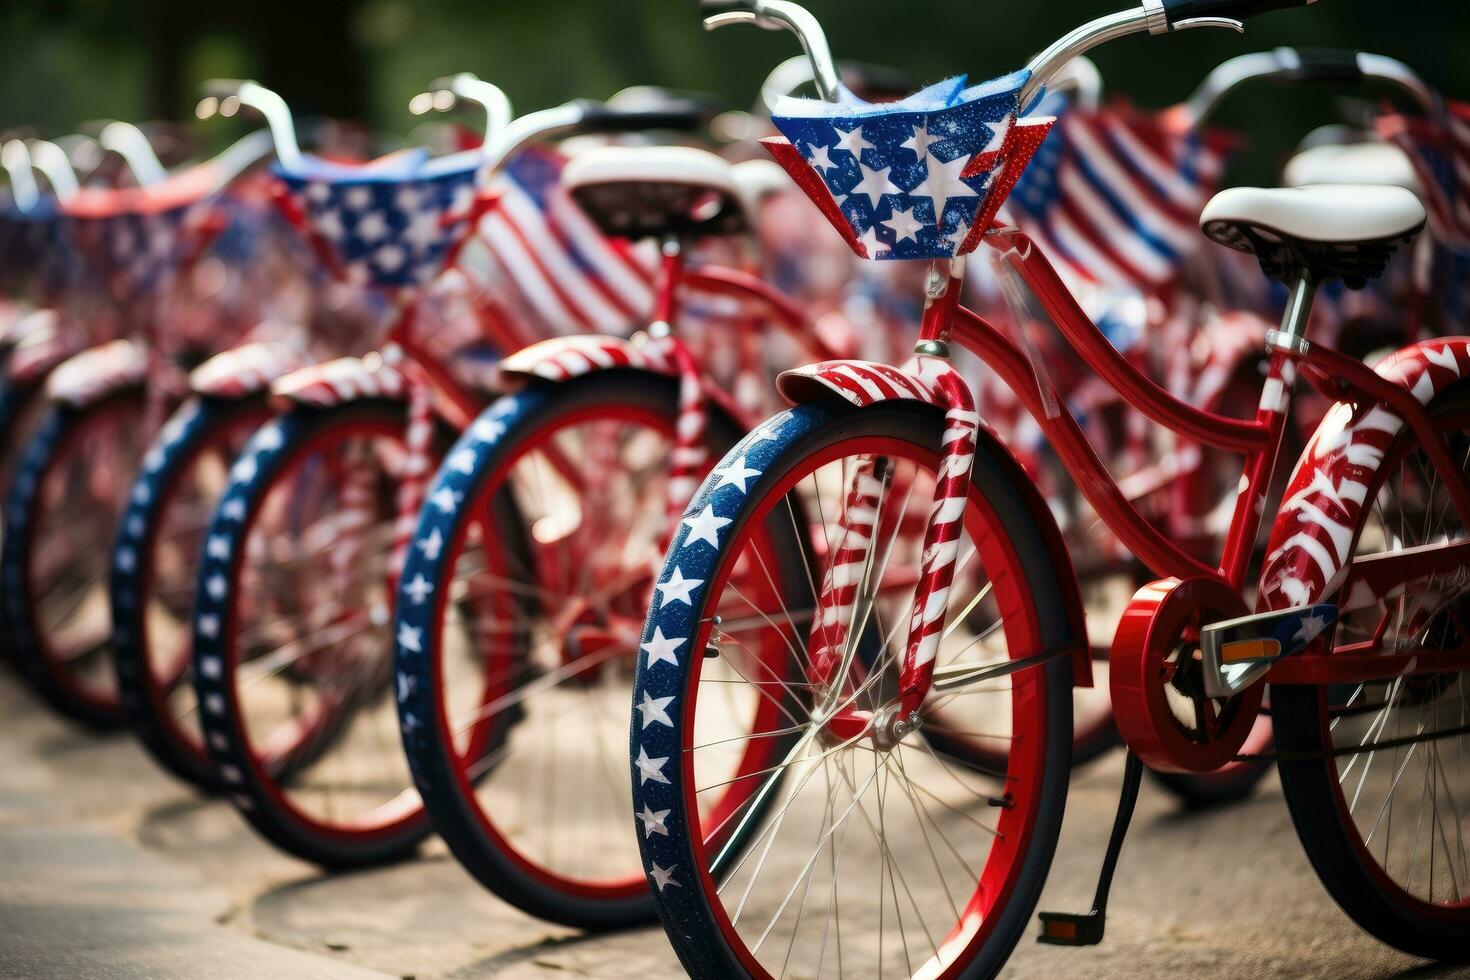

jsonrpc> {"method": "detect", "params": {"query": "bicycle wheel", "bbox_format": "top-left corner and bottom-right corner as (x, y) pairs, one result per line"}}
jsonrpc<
(192, 399), (446, 866)
(2, 387), (149, 724)
(1275, 386), (1470, 960)
(633, 400), (1075, 979)
(396, 370), (771, 929)
(111, 396), (272, 788)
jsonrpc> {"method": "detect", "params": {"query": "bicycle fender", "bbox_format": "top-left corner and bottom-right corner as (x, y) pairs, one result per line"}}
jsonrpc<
(190, 341), (306, 400)
(496, 334), (677, 385)
(778, 358), (1092, 686)
(1260, 337), (1470, 611)
(44, 339), (148, 407)
(271, 354), (407, 407)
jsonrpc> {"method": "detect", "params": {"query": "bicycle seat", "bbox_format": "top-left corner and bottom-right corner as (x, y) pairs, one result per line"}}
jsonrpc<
(564, 145), (746, 240)
(1199, 184), (1426, 288)
(1282, 142), (1422, 197)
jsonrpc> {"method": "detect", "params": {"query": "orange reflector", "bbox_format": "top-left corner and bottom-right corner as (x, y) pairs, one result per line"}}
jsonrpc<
(1044, 919), (1077, 941)
(1221, 637), (1280, 664)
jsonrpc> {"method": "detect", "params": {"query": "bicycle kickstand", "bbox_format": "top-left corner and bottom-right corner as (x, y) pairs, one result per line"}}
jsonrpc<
(1036, 749), (1144, 947)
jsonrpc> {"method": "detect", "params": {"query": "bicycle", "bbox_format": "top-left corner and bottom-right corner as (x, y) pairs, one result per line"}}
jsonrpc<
(1, 126), (275, 725)
(387, 67), (870, 924)
(188, 78), (711, 866)
(631, 0), (1470, 974)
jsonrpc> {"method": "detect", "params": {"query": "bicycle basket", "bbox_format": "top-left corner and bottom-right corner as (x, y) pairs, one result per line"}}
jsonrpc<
(275, 151), (480, 291)
(764, 70), (1054, 261)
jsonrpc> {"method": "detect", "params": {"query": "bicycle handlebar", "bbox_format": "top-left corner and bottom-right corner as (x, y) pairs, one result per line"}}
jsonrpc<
(25, 140), (80, 202)
(97, 121), (168, 188)
(2, 140), (42, 213)
(1185, 47), (1440, 123)
(411, 73), (514, 156)
(198, 79), (304, 171)
(705, 0), (1313, 112)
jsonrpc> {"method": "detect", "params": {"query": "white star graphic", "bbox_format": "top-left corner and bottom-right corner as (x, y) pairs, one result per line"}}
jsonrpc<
(471, 416), (506, 442)
(315, 208), (346, 241)
(636, 745), (670, 785)
(637, 803), (671, 837)
(221, 498), (246, 522)
(901, 122), (941, 161)
(641, 628), (686, 669)
(712, 456), (760, 494)
(751, 417), (786, 442)
(374, 243), (407, 273)
(681, 505), (731, 550)
(230, 454), (256, 483)
(132, 483), (151, 505)
(655, 567), (703, 607)
(858, 225), (886, 260)
(397, 623), (423, 654)
(882, 204), (925, 244)
(355, 210), (389, 243)
(448, 448), (477, 474)
(342, 187), (373, 212)
(833, 123), (874, 159)
(393, 185), (423, 213)
(648, 861), (680, 891)
(1292, 611), (1330, 647)
(403, 209), (443, 253)
(144, 446), (164, 472)
(254, 423), (284, 452)
(430, 487), (461, 514)
(115, 547), (135, 573)
(916, 153), (977, 227)
(206, 535), (230, 560)
(805, 142), (836, 173)
(206, 574), (227, 601)
(849, 162), (902, 210)
(199, 655), (222, 679)
(636, 691), (675, 729)
(305, 183), (331, 204)
(198, 613), (219, 639)
(404, 574), (434, 605)
(417, 528), (444, 561)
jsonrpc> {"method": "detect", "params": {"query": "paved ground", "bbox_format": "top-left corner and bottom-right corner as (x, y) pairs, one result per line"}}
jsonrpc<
(3, 676), (1468, 980)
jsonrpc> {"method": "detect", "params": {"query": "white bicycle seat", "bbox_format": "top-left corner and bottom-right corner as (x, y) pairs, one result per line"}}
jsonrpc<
(563, 145), (746, 239)
(1282, 142), (1422, 197)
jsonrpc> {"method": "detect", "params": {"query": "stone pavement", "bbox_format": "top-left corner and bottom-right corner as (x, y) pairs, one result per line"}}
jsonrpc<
(1, 676), (1466, 979)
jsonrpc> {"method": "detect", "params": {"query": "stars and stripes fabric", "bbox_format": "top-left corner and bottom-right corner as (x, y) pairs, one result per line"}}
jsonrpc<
(1006, 101), (1230, 291)
(277, 154), (480, 291)
(1378, 100), (1470, 248)
(455, 148), (658, 336)
(66, 205), (197, 306)
(763, 71), (1054, 261)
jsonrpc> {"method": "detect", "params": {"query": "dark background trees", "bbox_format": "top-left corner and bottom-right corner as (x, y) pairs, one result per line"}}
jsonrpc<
(2, 0), (1466, 182)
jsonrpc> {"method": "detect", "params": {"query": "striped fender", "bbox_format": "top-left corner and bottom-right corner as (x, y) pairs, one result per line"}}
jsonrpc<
(496, 332), (678, 386)
(44, 339), (148, 407)
(271, 355), (408, 407)
(1259, 337), (1470, 611)
(189, 341), (306, 400)
(776, 358), (947, 409)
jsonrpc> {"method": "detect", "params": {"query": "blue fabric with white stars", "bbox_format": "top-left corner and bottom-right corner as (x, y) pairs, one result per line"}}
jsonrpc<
(627, 402), (836, 971)
(770, 71), (1030, 261)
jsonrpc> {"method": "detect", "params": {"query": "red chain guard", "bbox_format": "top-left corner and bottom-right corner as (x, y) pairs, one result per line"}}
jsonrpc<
(1110, 576), (1257, 773)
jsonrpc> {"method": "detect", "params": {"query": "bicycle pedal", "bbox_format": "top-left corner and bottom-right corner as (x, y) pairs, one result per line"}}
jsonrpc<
(1036, 910), (1105, 947)
(1199, 602), (1337, 697)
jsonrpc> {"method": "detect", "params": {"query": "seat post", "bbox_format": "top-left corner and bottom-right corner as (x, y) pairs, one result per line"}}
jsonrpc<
(1267, 273), (1315, 355)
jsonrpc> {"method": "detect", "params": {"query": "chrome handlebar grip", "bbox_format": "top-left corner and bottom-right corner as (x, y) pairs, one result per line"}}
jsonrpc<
(26, 140), (80, 202)
(197, 79), (304, 172)
(97, 121), (168, 188)
(702, 0), (841, 103)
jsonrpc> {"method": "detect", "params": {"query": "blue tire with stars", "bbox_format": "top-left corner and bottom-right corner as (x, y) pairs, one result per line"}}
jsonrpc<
(0, 372), (46, 664)
(394, 369), (769, 930)
(2, 386), (150, 727)
(110, 394), (273, 790)
(191, 398), (451, 867)
(630, 399), (1076, 979)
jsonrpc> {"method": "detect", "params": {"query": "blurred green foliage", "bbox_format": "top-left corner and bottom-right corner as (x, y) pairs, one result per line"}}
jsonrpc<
(2, 0), (1467, 183)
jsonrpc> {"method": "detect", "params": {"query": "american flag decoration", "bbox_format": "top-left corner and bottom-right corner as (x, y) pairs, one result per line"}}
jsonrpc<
(456, 148), (658, 336)
(763, 70), (1054, 261)
(1378, 100), (1470, 249)
(276, 154), (480, 291)
(1006, 100), (1230, 290)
